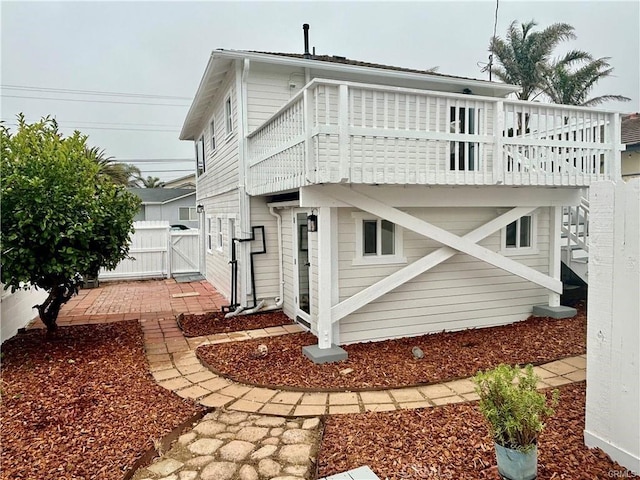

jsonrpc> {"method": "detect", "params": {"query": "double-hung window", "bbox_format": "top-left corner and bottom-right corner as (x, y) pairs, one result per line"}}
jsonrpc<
(210, 118), (216, 152)
(195, 135), (205, 176)
(217, 217), (223, 251)
(225, 96), (233, 136)
(353, 213), (405, 265)
(206, 217), (213, 253)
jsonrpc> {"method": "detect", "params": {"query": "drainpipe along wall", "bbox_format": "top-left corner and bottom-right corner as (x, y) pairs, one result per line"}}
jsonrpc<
(237, 58), (251, 308)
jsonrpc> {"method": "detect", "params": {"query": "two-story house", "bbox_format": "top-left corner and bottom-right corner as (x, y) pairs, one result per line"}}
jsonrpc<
(180, 36), (622, 362)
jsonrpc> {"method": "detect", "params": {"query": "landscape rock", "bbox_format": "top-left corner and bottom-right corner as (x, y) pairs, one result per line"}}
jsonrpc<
(200, 461), (237, 480)
(187, 438), (224, 455)
(218, 440), (255, 461)
(278, 444), (312, 464)
(239, 464), (259, 480)
(147, 459), (183, 476)
(258, 458), (282, 477)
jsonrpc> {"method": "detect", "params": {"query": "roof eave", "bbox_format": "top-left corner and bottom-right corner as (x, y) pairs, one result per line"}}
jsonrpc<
(180, 49), (521, 140)
(214, 49), (521, 95)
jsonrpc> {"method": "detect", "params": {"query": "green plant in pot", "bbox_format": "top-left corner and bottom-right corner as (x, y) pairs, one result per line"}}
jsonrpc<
(474, 364), (559, 480)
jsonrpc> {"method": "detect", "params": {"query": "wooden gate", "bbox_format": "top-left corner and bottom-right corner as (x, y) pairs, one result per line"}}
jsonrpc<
(99, 221), (200, 280)
(170, 229), (200, 274)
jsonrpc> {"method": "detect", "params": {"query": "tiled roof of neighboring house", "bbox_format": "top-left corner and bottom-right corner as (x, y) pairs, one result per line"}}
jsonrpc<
(622, 113), (640, 146)
(127, 188), (195, 204)
(248, 51), (484, 83)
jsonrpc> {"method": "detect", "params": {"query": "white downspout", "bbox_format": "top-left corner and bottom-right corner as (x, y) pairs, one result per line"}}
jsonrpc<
(224, 206), (284, 317)
(268, 205), (285, 308)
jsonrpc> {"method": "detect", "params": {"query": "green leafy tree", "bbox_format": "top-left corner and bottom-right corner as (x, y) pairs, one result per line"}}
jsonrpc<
(490, 20), (577, 101)
(135, 175), (164, 188)
(1, 115), (140, 332)
(542, 54), (631, 106)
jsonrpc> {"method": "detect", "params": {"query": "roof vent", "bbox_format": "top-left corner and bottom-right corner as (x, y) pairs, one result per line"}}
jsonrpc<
(303, 24), (311, 59)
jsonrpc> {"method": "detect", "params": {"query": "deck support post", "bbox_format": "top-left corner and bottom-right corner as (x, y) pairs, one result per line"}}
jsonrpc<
(303, 206), (347, 363)
(548, 206), (562, 308)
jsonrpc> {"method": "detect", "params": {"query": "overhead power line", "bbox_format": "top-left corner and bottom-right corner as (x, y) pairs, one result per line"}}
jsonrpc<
(1, 94), (189, 107)
(1, 84), (192, 100)
(2, 122), (179, 133)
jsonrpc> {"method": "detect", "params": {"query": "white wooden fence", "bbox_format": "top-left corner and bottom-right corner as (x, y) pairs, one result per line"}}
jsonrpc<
(99, 221), (200, 281)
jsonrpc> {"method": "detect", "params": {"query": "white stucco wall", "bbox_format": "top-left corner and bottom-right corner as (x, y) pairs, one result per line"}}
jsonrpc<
(585, 179), (640, 474)
(1, 284), (47, 344)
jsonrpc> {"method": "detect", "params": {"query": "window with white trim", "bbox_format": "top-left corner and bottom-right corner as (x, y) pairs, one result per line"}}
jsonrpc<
(210, 118), (216, 152)
(217, 217), (223, 251)
(195, 135), (205, 176)
(449, 106), (479, 171)
(352, 213), (405, 265)
(179, 207), (197, 221)
(225, 96), (233, 136)
(206, 217), (213, 253)
(227, 218), (236, 258)
(501, 214), (537, 254)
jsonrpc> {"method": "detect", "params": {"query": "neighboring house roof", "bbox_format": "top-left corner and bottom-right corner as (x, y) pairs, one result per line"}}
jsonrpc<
(163, 173), (196, 189)
(127, 188), (196, 205)
(622, 113), (640, 149)
(180, 49), (521, 140)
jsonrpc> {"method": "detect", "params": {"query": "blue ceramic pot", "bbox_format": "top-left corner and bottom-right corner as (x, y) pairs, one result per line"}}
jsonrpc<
(494, 442), (537, 480)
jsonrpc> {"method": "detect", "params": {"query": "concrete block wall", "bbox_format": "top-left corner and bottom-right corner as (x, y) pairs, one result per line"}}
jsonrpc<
(1, 285), (47, 344)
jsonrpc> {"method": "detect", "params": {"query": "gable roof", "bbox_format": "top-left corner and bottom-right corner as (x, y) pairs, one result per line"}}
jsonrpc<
(127, 188), (195, 205)
(180, 49), (521, 140)
(622, 113), (640, 147)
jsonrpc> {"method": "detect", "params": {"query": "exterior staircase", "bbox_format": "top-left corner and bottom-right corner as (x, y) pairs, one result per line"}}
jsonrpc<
(561, 198), (590, 300)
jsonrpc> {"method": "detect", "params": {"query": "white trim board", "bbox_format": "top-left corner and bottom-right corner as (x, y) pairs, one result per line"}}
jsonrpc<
(301, 185), (583, 208)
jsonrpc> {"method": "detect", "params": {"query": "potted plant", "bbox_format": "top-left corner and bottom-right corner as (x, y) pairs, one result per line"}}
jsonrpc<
(474, 364), (559, 480)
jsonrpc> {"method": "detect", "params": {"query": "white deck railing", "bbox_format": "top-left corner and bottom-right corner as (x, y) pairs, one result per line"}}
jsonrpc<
(247, 79), (622, 195)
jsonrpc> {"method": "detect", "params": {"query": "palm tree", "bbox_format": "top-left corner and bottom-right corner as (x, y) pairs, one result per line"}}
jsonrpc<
(85, 147), (141, 186)
(490, 20), (577, 101)
(542, 55), (630, 106)
(136, 175), (164, 188)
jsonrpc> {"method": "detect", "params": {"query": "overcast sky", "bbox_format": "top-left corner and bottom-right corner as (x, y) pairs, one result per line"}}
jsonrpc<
(2, 1), (638, 181)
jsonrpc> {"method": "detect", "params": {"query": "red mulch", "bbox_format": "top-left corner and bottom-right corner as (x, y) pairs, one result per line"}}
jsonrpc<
(318, 382), (638, 479)
(197, 307), (586, 390)
(0, 321), (203, 480)
(177, 310), (294, 337)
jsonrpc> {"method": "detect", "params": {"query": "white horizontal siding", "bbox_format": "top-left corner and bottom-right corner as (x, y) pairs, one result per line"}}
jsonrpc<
(203, 191), (240, 301)
(337, 206), (551, 344)
(197, 68), (240, 197)
(247, 63), (305, 133)
(249, 197), (281, 304)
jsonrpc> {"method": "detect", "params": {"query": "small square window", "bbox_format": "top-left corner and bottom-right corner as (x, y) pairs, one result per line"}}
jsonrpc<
(502, 214), (536, 255)
(179, 207), (197, 221)
(353, 213), (405, 265)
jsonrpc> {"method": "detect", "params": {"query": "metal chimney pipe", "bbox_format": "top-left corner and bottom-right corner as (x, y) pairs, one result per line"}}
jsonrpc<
(303, 24), (311, 59)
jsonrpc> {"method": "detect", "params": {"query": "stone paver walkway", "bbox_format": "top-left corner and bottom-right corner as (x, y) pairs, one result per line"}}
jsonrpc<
(132, 410), (321, 480)
(142, 313), (587, 416)
(35, 279), (588, 480)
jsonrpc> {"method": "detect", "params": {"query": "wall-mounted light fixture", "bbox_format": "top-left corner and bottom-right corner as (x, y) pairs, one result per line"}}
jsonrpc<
(307, 210), (318, 232)
(196, 204), (204, 214)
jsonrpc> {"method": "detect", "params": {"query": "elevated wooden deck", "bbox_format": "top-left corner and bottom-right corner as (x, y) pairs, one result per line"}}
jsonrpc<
(247, 79), (622, 195)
